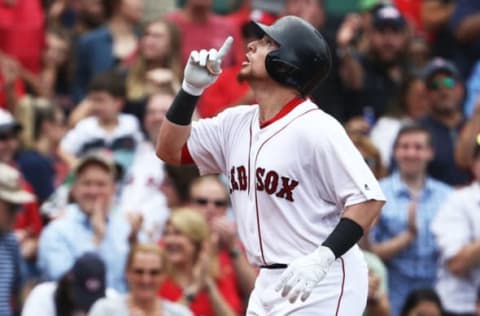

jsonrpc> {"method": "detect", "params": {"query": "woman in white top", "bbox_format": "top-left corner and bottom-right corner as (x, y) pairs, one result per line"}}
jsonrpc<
(89, 243), (192, 316)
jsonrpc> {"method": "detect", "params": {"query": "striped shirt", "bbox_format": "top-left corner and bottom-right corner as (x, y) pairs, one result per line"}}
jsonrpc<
(0, 232), (22, 316)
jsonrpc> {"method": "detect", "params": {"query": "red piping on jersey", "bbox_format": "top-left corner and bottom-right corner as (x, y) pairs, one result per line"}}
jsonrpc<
(253, 108), (319, 265)
(335, 258), (346, 316)
(247, 116), (254, 194)
(181, 144), (194, 164)
(259, 96), (305, 129)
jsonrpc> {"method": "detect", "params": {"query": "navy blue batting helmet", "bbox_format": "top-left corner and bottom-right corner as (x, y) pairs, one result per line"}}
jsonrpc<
(250, 15), (332, 97)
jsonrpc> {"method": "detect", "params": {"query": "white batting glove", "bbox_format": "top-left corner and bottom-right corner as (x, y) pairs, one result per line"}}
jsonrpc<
(275, 246), (336, 304)
(182, 36), (234, 96)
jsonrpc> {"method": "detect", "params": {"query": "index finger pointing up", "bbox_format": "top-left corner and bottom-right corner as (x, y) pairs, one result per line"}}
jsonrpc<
(217, 36), (234, 60)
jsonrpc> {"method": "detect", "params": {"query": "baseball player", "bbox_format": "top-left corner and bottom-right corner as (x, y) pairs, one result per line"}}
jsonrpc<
(156, 16), (386, 315)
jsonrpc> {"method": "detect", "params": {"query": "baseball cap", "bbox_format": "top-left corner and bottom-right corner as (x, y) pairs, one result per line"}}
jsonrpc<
(70, 252), (106, 312)
(372, 5), (406, 30)
(360, 0), (390, 12)
(0, 163), (35, 204)
(0, 109), (22, 135)
(423, 57), (460, 85)
(73, 151), (118, 179)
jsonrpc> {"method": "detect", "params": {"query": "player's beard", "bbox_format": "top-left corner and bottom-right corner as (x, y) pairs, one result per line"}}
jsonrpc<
(237, 66), (253, 83)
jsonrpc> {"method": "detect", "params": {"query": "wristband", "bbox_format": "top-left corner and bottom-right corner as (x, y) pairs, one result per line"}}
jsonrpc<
(165, 88), (199, 126)
(322, 217), (364, 259)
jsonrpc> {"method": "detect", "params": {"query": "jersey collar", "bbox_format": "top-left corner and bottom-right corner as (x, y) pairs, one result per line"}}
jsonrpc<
(259, 96), (305, 129)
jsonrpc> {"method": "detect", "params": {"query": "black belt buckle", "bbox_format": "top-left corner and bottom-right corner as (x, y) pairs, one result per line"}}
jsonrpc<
(260, 263), (288, 269)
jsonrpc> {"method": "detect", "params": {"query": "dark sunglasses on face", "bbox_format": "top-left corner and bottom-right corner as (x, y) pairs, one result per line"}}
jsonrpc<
(428, 77), (456, 90)
(7, 203), (22, 214)
(193, 197), (228, 208)
(132, 268), (161, 276)
(0, 133), (15, 141)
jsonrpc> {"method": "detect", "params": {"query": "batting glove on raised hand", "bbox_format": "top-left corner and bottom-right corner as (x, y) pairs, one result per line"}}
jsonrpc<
(275, 246), (336, 304)
(182, 36), (234, 96)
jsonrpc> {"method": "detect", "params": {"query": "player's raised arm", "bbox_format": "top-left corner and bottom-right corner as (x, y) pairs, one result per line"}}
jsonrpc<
(156, 37), (234, 164)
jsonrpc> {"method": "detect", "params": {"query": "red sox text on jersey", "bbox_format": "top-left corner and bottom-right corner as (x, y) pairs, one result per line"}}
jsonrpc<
(229, 165), (299, 202)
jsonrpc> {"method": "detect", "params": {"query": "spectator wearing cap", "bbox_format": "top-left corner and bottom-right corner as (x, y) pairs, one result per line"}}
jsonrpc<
(431, 136), (480, 315)
(338, 4), (410, 130)
(37, 153), (132, 293)
(0, 108), (44, 278)
(418, 57), (470, 186)
(22, 252), (109, 315)
(0, 163), (35, 316)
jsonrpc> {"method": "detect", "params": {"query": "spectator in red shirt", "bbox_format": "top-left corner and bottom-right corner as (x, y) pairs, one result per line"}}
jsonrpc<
(165, 0), (243, 68)
(189, 175), (256, 304)
(0, 0), (45, 74)
(158, 209), (243, 316)
(0, 53), (25, 111)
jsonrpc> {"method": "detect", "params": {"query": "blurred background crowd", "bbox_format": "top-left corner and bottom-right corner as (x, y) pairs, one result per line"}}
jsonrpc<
(1, 0), (480, 315)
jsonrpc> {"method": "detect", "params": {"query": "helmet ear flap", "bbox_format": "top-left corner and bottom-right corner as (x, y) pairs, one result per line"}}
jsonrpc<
(265, 52), (301, 90)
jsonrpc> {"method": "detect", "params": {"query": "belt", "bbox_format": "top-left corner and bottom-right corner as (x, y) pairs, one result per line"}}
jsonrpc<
(259, 263), (288, 269)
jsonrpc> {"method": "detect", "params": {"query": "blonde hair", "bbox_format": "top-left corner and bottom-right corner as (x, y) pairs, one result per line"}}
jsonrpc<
(164, 208), (219, 279)
(15, 96), (60, 148)
(126, 243), (164, 271)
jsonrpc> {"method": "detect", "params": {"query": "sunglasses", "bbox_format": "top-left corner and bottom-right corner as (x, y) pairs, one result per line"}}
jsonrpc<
(132, 268), (161, 276)
(428, 77), (456, 90)
(193, 197), (228, 208)
(0, 133), (15, 141)
(7, 203), (22, 214)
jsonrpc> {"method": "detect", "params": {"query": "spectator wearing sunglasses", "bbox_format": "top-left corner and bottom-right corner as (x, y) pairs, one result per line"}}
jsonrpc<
(189, 175), (256, 303)
(89, 243), (192, 316)
(418, 57), (470, 186)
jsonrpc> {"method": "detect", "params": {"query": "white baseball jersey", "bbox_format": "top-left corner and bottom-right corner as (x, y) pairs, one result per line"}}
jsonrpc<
(118, 141), (169, 242)
(185, 98), (385, 266)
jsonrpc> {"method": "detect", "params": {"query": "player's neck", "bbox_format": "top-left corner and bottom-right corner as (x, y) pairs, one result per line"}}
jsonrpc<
(256, 88), (298, 122)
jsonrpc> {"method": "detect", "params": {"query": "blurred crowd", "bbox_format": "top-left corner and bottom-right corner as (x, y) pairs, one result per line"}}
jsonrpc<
(0, 0), (480, 315)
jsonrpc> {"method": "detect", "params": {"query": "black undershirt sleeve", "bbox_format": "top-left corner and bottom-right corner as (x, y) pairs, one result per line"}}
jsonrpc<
(322, 217), (364, 259)
(165, 89), (200, 126)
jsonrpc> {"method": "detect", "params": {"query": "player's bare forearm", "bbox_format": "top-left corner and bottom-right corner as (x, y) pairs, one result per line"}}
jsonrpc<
(156, 119), (191, 165)
(342, 199), (385, 232)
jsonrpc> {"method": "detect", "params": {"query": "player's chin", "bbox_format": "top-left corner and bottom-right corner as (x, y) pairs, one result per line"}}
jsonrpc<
(237, 68), (254, 83)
